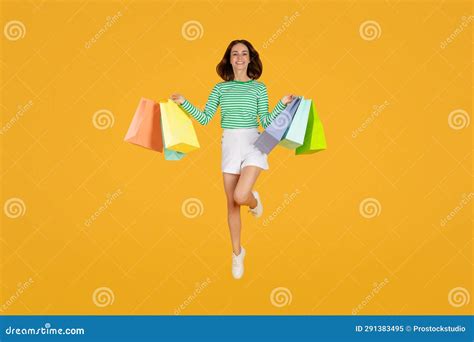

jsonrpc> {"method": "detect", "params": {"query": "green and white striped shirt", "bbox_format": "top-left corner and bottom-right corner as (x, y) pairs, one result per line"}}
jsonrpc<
(180, 79), (287, 129)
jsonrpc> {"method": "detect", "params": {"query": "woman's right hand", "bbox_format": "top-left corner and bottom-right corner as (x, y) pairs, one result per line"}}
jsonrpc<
(170, 93), (185, 105)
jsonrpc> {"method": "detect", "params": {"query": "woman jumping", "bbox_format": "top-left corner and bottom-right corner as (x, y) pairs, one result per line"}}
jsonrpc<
(170, 39), (295, 279)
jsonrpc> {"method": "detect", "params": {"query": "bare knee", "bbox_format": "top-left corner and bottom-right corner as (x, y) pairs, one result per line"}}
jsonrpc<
(233, 190), (250, 206)
(227, 202), (239, 211)
(225, 195), (238, 209)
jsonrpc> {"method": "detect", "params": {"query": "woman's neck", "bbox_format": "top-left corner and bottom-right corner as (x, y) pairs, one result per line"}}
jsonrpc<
(233, 70), (251, 82)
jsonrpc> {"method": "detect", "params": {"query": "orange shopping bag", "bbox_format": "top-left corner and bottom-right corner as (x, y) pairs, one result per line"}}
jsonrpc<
(124, 97), (163, 152)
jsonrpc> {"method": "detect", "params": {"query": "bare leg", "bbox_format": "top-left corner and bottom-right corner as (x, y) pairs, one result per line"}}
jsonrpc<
(233, 166), (262, 208)
(223, 172), (242, 255)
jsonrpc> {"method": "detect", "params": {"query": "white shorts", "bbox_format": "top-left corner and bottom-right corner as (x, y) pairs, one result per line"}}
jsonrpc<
(221, 128), (269, 174)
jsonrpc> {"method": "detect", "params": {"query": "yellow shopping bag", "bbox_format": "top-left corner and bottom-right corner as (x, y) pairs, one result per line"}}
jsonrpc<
(159, 99), (200, 153)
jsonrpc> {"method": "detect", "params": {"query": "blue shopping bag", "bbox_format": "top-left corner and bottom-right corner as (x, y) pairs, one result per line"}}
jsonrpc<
(279, 98), (311, 149)
(164, 148), (186, 160)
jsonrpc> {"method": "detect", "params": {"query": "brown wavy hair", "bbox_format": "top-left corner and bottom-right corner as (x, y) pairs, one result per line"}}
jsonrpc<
(216, 39), (263, 81)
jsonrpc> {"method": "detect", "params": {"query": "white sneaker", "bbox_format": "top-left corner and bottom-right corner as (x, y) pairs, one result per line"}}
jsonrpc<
(248, 190), (263, 218)
(232, 246), (246, 279)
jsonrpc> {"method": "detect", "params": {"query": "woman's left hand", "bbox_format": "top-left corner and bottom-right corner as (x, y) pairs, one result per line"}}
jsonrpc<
(281, 94), (295, 105)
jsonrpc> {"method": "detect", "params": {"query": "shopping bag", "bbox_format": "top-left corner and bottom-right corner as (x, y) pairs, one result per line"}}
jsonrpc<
(164, 148), (186, 160)
(254, 97), (302, 154)
(279, 97), (311, 149)
(253, 131), (280, 155)
(295, 100), (327, 155)
(124, 97), (163, 152)
(160, 99), (200, 153)
(160, 114), (186, 161)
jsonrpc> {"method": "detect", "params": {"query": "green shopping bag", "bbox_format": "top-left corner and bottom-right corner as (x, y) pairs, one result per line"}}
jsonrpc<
(295, 100), (327, 155)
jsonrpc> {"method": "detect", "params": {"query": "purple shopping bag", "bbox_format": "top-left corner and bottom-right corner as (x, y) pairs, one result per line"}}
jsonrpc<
(254, 97), (301, 154)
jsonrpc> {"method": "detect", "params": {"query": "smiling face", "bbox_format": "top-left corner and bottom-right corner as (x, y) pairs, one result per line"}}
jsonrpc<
(230, 43), (250, 72)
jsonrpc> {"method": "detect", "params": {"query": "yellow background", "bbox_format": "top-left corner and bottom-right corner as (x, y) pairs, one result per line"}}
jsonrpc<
(0, 0), (472, 315)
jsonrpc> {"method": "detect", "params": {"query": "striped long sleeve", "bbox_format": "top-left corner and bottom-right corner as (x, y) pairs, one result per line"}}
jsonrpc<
(257, 84), (287, 129)
(180, 84), (221, 125)
(179, 80), (287, 129)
